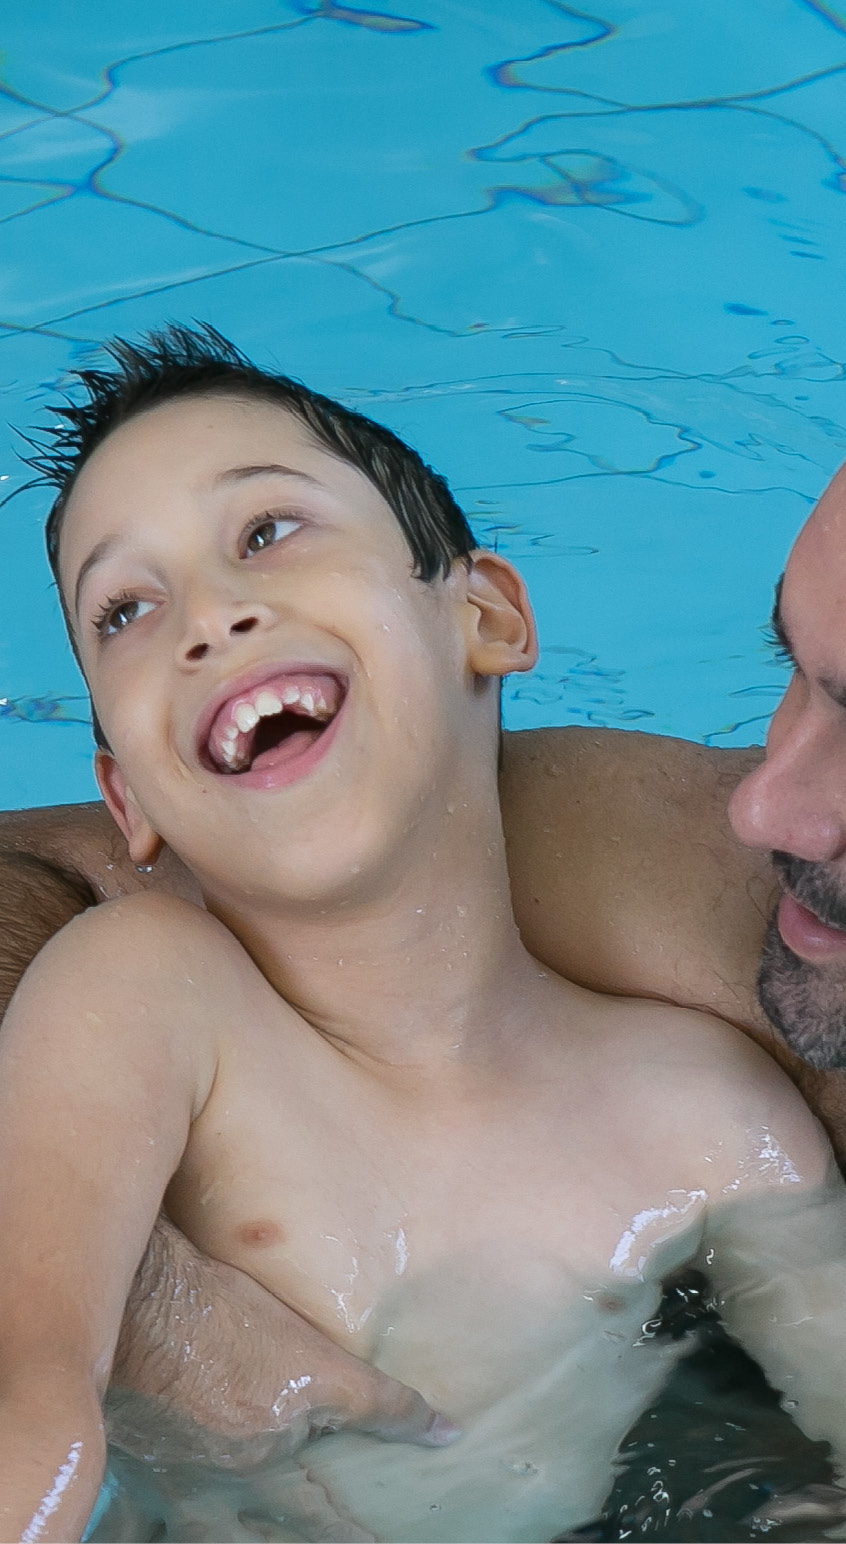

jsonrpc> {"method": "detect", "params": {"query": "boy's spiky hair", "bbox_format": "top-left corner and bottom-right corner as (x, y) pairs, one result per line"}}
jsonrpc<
(19, 322), (477, 753)
(24, 322), (476, 586)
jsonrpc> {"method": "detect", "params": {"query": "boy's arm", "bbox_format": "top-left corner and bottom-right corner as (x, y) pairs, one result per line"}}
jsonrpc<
(0, 895), (211, 1542)
(0, 834), (445, 1453)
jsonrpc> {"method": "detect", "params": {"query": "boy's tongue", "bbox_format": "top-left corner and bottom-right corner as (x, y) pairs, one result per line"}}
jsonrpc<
(206, 672), (342, 774)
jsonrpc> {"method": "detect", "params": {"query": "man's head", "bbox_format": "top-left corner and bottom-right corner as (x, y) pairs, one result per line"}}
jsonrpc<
(730, 463), (846, 1068)
(37, 325), (537, 911)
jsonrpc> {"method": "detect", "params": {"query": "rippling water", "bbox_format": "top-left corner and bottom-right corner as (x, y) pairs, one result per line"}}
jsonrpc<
(3, 0), (846, 806)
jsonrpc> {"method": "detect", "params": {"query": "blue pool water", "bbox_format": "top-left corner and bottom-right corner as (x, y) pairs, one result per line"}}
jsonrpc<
(4, 8), (846, 1540)
(3, 0), (846, 810)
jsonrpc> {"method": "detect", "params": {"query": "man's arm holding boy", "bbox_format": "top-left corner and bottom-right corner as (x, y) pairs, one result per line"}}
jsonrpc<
(1, 727), (771, 1026)
(500, 728), (846, 1155)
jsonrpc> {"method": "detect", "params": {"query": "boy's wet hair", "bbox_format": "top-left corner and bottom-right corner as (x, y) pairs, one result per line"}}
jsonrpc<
(22, 322), (477, 751)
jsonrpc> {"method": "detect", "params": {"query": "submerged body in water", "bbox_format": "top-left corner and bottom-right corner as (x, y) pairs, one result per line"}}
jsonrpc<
(98, 1178), (846, 1544)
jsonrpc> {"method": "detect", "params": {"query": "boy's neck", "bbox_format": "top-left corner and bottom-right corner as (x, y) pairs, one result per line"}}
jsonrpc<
(204, 792), (549, 1078)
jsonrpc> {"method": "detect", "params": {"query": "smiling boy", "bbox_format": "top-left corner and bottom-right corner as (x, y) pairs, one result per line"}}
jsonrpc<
(5, 326), (846, 1543)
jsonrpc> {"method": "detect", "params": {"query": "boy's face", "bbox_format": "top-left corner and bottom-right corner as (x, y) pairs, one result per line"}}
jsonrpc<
(59, 395), (532, 908)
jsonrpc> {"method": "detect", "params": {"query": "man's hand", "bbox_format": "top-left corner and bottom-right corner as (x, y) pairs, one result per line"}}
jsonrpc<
(106, 1219), (458, 1542)
(112, 1214), (458, 1453)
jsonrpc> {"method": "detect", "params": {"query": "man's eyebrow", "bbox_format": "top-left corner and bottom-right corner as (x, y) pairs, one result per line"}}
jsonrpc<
(73, 536), (120, 620)
(215, 463), (323, 487)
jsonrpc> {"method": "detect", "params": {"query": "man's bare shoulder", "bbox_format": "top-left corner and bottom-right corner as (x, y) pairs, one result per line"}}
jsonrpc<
(501, 727), (775, 1031)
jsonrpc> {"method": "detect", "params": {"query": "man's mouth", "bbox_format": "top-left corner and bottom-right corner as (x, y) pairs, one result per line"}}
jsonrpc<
(200, 671), (346, 778)
(777, 891), (846, 962)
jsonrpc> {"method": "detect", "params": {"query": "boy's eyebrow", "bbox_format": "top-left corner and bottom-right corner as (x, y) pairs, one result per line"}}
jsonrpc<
(215, 463), (324, 487)
(74, 537), (120, 619)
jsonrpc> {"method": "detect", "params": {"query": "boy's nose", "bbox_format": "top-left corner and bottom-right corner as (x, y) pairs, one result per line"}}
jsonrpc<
(729, 707), (846, 864)
(177, 592), (278, 665)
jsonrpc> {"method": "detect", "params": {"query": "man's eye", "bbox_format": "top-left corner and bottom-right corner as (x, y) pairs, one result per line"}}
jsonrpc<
(243, 515), (301, 555)
(94, 596), (155, 637)
(763, 626), (794, 670)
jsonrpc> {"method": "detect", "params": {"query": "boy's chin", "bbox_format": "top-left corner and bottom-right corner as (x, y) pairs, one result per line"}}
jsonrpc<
(194, 838), (389, 913)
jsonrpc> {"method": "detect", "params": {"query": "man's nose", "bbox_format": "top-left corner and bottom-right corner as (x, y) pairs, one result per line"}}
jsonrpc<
(176, 586), (277, 665)
(728, 706), (846, 864)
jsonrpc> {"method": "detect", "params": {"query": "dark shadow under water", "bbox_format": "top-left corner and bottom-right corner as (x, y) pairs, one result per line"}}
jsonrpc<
(564, 1271), (841, 1544)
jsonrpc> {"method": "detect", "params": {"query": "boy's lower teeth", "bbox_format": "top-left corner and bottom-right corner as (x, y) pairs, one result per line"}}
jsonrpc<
(234, 725), (321, 775)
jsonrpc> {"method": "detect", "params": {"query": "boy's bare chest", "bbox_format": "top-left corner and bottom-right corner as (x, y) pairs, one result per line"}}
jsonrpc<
(165, 1003), (705, 1374)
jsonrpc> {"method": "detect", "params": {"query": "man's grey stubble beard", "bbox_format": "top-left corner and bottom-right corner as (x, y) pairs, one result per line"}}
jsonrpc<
(757, 850), (846, 1070)
(757, 914), (846, 1070)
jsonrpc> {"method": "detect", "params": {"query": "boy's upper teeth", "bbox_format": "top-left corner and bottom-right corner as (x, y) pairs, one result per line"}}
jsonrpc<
(205, 673), (342, 774)
(229, 681), (331, 735)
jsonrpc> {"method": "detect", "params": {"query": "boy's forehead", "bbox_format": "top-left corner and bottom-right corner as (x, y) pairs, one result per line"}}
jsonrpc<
(72, 394), (328, 498)
(60, 392), (373, 567)
(56, 392), (407, 622)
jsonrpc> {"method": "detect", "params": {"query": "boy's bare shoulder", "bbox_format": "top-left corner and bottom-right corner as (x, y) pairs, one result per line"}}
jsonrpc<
(14, 892), (268, 1085)
(25, 890), (241, 992)
(595, 991), (835, 1194)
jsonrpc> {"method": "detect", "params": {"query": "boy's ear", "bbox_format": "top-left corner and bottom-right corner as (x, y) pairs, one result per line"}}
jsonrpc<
(95, 751), (163, 867)
(460, 551), (538, 678)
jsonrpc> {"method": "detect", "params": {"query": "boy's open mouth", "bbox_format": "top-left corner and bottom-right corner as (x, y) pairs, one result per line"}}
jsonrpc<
(201, 672), (346, 777)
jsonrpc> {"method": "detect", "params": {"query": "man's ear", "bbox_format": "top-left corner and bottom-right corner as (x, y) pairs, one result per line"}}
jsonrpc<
(461, 551), (538, 678)
(95, 751), (163, 867)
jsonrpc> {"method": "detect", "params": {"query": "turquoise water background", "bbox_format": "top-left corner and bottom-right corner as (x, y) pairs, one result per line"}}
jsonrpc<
(3, 0), (846, 809)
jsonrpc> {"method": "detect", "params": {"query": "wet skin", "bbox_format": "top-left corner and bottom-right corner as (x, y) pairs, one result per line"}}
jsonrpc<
(3, 394), (846, 1541)
(730, 463), (846, 1072)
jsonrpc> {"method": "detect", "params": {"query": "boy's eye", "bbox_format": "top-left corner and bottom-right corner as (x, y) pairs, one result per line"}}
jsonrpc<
(95, 596), (155, 638)
(243, 514), (302, 555)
